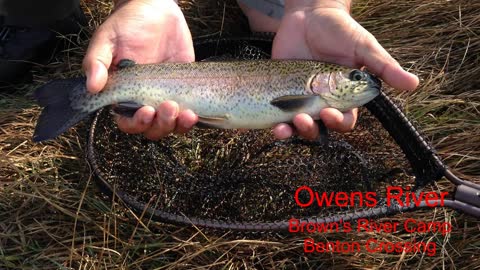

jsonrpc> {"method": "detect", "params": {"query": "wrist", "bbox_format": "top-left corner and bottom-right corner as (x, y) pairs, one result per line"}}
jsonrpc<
(113, 0), (130, 9)
(113, 0), (179, 9)
(285, 0), (351, 13)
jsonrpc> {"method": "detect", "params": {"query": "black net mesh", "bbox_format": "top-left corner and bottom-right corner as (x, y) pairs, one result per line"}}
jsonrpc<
(87, 35), (447, 230)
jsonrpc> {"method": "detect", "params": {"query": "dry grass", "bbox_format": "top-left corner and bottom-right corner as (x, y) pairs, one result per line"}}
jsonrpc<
(1, 0), (479, 269)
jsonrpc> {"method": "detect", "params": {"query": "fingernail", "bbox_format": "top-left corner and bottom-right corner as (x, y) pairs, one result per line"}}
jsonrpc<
(85, 76), (94, 94)
(275, 126), (292, 140)
(181, 110), (195, 129)
(141, 113), (154, 125)
(296, 122), (308, 133)
(162, 105), (178, 121)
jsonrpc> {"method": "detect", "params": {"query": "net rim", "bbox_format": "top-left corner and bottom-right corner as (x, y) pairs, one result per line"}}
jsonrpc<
(85, 35), (448, 231)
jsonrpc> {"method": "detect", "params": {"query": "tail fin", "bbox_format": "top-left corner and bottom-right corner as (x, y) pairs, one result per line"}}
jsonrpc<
(33, 78), (90, 142)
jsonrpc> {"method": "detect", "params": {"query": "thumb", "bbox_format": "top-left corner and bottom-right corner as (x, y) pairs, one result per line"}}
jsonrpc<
(357, 33), (419, 91)
(82, 29), (114, 94)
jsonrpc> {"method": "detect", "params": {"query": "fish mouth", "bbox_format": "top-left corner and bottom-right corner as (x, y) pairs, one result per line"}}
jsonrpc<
(366, 72), (382, 91)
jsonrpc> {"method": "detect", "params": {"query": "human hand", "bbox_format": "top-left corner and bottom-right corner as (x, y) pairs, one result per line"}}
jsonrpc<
(243, 0), (419, 140)
(83, 0), (197, 140)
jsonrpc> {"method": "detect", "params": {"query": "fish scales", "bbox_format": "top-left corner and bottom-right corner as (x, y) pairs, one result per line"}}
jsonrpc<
(97, 61), (342, 127)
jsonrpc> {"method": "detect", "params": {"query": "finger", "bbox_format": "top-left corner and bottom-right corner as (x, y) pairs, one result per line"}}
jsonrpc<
(271, 16), (310, 60)
(292, 113), (319, 140)
(116, 106), (155, 134)
(83, 28), (114, 93)
(273, 123), (294, 140)
(357, 33), (419, 91)
(174, 109), (198, 134)
(319, 108), (357, 133)
(144, 101), (179, 140)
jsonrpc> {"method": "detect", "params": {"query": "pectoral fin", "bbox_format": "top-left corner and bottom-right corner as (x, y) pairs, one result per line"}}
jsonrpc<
(117, 59), (136, 69)
(270, 95), (317, 112)
(196, 115), (229, 129)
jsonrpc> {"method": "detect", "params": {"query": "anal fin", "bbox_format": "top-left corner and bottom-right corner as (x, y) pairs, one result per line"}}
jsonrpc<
(315, 119), (329, 144)
(196, 115), (229, 129)
(112, 102), (143, 118)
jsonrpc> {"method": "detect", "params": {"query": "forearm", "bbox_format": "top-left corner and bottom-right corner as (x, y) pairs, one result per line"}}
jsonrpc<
(285, 0), (351, 12)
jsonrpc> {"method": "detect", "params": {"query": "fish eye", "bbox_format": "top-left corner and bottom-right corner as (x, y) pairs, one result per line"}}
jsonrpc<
(349, 70), (365, 81)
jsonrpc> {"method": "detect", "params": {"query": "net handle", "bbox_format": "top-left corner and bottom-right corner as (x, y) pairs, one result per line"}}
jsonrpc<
(365, 92), (446, 186)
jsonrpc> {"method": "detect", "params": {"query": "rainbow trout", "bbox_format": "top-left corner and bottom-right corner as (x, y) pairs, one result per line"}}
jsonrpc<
(33, 59), (381, 142)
